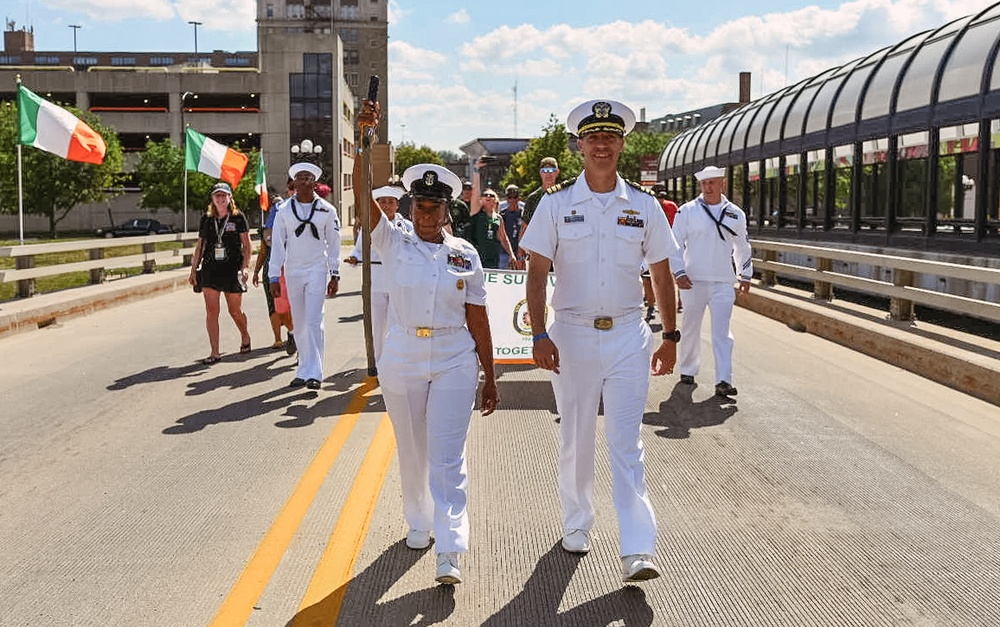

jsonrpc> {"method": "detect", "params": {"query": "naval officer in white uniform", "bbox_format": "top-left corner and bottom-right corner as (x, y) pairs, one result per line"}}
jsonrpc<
(344, 184), (412, 362)
(356, 99), (500, 586)
(671, 165), (753, 397)
(268, 162), (342, 390)
(520, 99), (682, 583)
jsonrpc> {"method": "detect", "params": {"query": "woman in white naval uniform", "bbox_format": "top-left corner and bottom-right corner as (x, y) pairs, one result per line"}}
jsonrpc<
(344, 185), (411, 362)
(670, 165), (753, 397)
(357, 104), (499, 585)
(268, 162), (342, 390)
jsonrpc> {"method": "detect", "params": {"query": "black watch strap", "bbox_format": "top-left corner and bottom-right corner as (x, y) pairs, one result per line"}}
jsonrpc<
(662, 329), (681, 342)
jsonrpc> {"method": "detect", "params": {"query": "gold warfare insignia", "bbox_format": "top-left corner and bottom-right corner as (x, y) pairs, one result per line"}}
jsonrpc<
(423, 171), (438, 186)
(456, 278), (465, 290)
(593, 101), (612, 118)
(622, 208), (639, 215)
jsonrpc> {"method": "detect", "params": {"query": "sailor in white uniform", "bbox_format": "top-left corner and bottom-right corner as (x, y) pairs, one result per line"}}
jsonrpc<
(520, 99), (682, 583)
(345, 185), (412, 362)
(355, 101), (500, 586)
(268, 162), (342, 390)
(670, 165), (753, 397)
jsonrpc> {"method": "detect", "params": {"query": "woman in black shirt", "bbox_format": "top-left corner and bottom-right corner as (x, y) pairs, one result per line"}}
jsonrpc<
(188, 181), (252, 364)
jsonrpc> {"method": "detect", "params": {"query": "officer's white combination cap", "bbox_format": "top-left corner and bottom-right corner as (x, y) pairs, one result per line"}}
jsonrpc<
(401, 164), (463, 201)
(567, 99), (636, 137)
(372, 185), (405, 200)
(694, 165), (726, 181)
(288, 162), (322, 179)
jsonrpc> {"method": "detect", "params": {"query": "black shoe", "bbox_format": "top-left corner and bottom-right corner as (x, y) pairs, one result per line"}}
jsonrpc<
(306, 378), (321, 390)
(715, 381), (738, 397)
(285, 333), (297, 356)
(680, 374), (695, 385)
(644, 306), (655, 322)
(289, 377), (306, 387)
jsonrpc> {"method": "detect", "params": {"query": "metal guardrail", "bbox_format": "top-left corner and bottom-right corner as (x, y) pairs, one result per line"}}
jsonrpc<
(0, 233), (201, 298)
(752, 239), (1000, 323)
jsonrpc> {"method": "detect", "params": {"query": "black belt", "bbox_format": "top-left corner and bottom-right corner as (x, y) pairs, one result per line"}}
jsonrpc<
(370, 261), (382, 265)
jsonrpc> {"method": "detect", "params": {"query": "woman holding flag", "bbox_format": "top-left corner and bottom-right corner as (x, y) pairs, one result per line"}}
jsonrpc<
(189, 181), (253, 364)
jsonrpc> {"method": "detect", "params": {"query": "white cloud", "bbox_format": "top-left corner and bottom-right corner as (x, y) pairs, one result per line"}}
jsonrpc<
(41, 0), (176, 21)
(447, 9), (470, 25)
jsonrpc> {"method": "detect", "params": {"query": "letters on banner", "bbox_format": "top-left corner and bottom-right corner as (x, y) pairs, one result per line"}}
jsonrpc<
(482, 269), (556, 365)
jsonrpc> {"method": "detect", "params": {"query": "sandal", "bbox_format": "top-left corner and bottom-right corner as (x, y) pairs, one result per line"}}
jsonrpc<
(202, 355), (222, 365)
(240, 343), (252, 354)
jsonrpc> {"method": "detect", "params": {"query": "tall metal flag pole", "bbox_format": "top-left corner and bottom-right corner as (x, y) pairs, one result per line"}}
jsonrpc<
(359, 75), (380, 377)
(15, 75), (24, 244)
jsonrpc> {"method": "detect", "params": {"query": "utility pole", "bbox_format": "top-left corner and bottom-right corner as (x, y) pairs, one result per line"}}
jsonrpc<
(68, 25), (81, 52)
(188, 21), (202, 54)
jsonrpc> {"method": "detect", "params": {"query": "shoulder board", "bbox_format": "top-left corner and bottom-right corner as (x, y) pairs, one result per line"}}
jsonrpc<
(625, 179), (655, 196)
(545, 176), (578, 195)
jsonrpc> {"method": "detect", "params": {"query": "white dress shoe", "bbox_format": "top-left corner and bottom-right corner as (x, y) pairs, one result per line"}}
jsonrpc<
(405, 529), (431, 550)
(561, 529), (591, 554)
(621, 554), (661, 582)
(435, 552), (462, 585)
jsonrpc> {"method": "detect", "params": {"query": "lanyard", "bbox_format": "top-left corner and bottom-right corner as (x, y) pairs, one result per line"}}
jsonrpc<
(213, 214), (231, 243)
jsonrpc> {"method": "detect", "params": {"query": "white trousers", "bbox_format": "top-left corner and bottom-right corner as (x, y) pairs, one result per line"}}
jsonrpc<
(678, 281), (736, 384)
(285, 268), (328, 381)
(379, 327), (479, 553)
(548, 318), (657, 557)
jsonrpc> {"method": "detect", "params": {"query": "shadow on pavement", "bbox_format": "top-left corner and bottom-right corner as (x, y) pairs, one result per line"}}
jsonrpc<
(642, 381), (738, 439)
(481, 542), (653, 627)
(163, 387), (314, 434)
(286, 539), (456, 627)
(184, 356), (297, 396)
(273, 368), (383, 429)
(495, 379), (558, 413)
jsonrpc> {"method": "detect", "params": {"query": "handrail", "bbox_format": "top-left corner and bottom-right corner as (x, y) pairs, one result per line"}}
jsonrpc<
(752, 239), (1000, 323)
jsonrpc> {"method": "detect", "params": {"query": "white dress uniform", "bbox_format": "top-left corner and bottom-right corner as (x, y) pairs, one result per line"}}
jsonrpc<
(370, 213), (486, 555)
(520, 174), (681, 557)
(349, 213), (413, 361)
(268, 193), (341, 382)
(671, 193), (753, 385)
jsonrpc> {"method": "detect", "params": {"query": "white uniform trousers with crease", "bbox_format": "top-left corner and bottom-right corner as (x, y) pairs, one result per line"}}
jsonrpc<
(378, 325), (479, 554)
(678, 281), (736, 384)
(548, 317), (657, 557)
(285, 267), (329, 382)
(371, 290), (390, 362)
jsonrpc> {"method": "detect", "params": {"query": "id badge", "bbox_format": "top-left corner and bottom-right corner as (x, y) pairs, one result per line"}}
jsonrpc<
(214, 243), (227, 262)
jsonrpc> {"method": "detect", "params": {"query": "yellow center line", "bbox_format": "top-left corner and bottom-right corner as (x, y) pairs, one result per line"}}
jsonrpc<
(291, 414), (396, 627)
(208, 377), (379, 627)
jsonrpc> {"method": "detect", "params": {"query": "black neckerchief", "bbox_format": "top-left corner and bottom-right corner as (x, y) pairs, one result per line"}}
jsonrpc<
(291, 198), (320, 239)
(698, 198), (737, 242)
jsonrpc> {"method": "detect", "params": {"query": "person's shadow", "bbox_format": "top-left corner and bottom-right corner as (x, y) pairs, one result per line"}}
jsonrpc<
(643, 381), (738, 439)
(285, 539), (456, 626)
(481, 542), (654, 626)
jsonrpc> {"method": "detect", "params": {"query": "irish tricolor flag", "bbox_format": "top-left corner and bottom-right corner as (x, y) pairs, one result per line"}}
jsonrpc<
(17, 84), (106, 164)
(255, 152), (269, 211)
(185, 127), (248, 189)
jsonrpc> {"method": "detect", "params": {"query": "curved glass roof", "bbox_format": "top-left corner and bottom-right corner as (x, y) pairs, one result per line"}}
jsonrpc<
(660, 1), (1000, 177)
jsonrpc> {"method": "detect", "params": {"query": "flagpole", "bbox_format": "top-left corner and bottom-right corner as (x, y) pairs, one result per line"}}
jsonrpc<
(360, 75), (380, 377)
(15, 74), (24, 244)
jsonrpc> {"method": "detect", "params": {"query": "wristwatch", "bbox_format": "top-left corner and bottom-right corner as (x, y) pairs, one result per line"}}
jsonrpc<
(662, 329), (681, 342)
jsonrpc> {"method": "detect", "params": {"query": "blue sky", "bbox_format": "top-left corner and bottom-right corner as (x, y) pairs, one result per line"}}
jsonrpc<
(9, 0), (996, 153)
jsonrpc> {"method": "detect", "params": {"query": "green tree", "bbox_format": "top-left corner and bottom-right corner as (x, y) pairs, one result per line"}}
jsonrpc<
(394, 142), (444, 174)
(502, 115), (582, 193)
(437, 149), (460, 164)
(0, 100), (124, 237)
(618, 130), (674, 184)
(136, 139), (261, 224)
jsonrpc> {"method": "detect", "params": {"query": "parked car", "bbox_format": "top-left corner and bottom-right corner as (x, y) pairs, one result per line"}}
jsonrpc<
(96, 219), (175, 238)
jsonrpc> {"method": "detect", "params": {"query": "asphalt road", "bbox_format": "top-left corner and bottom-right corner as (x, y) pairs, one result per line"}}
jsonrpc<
(1, 270), (998, 626)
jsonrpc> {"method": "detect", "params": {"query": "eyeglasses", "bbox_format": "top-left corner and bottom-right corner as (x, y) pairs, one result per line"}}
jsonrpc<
(540, 167), (558, 173)
(481, 195), (497, 201)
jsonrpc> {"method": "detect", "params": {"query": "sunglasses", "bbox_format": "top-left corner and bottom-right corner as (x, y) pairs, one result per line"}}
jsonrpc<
(482, 195), (498, 201)
(540, 167), (558, 173)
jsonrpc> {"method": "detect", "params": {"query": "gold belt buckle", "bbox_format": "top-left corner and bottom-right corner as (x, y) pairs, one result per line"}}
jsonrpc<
(416, 327), (433, 338)
(593, 317), (614, 331)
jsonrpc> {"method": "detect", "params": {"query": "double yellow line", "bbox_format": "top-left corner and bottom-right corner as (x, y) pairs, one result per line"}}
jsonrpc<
(208, 377), (396, 627)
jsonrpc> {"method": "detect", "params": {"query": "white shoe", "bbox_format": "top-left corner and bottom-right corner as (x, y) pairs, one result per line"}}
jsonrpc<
(405, 529), (431, 550)
(435, 551), (462, 585)
(561, 529), (591, 554)
(621, 554), (661, 582)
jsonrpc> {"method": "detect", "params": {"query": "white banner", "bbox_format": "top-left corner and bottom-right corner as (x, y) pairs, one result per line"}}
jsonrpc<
(483, 269), (556, 364)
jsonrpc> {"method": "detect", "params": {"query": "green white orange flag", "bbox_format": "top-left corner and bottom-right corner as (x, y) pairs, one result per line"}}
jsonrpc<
(17, 84), (106, 164)
(255, 152), (269, 211)
(184, 127), (248, 189)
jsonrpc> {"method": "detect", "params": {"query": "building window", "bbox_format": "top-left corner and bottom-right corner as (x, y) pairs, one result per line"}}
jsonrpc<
(111, 57), (137, 66)
(225, 57), (250, 66)
(287, 4), (304, 19)
(339, 28), (358, 43)
(149, 56), (174, 66)
(341, 0), (359, 5)
(73, 56), (98, 66)
(266, 3), (274, 17)
(35, 55), (61, 64)
(344, 50), (360, 65)
(0, 55), (21, 64)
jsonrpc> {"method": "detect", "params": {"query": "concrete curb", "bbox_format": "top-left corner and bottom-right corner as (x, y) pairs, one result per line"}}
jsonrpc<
(0, 270), (191, 338)
(741, 286), (1000, 407)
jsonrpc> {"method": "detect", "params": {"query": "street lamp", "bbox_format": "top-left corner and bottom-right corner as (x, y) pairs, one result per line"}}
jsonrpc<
(188, 21), (202, 54)
(291, 138), (323, 163)
(68, 25), (81, 53)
